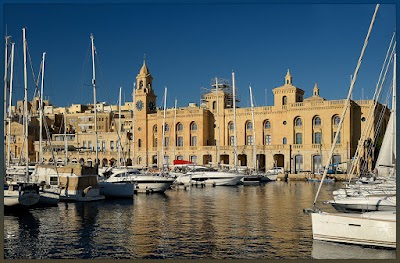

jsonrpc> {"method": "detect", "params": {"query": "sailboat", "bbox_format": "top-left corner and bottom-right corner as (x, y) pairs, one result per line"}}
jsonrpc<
(4, 29), (40, 208)
(307, 4), (396, 248)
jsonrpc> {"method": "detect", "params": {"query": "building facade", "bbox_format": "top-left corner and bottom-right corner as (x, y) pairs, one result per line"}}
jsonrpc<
(6, 61), (390, 174)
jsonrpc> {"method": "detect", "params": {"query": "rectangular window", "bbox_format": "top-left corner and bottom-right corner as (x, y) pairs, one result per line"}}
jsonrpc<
(88, 141), (93, 150)
(110, 141), (114, 150)
(102, 141), (106, 151)
(295, 133), (302, 144)
(177, 136), (184, 146)
(333, 131), (341, 144)
(191, 155), (197, 164)
(295, 155), (303, 173)
(191, 136), (197, 146)
(265, 135), (271, 145)
(97, 141), (100, 150)
(314, 132), (322, 144)
(247, 135), (253, 145)
(164, 137), (169, 147)
(83, 141), (86, 148)
(154, 138), (158, 147)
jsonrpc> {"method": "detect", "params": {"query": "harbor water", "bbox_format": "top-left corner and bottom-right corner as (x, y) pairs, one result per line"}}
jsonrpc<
(4, 181), (396, 259)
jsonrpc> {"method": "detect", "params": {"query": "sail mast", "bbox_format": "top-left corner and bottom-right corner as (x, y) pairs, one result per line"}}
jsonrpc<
(215, 78), (220, 167)
(131, 83), (135, 166)
(39, 52), (45, 164)
(90, 34), (99, 168)
(232, 71), (238, 170)
(173, 98), (177, 161)
(118, 86), (122, 167)
(391, 52), (396, 167)
(3, 35), (10, 167)
(7, 42), (15, 166)
(249, 85), (257, 172)
(64, 113), (68, 164)
(161, 87), (167, 169)
(22, 28), (29, 180)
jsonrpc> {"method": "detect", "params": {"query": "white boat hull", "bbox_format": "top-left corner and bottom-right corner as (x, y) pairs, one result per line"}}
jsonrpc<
(176, 172), (243, 186)
(311, 211), (396, 248)
(133, 177), (175, 193)
(328, 196), (396, 212)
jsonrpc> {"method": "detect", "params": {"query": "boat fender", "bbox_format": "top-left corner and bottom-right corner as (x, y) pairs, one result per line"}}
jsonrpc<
(83, 186), (92, 196)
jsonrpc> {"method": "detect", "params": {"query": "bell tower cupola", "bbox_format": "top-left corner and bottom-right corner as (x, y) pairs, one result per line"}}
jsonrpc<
(285, 69), (293, 85)
(136, 54), (154, 95)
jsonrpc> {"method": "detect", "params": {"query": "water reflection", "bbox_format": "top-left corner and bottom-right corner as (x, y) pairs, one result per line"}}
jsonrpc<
(3, 182), (396, 259)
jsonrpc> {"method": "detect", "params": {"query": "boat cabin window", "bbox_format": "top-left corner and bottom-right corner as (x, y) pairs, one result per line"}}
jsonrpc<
(50, 176), (58, 185)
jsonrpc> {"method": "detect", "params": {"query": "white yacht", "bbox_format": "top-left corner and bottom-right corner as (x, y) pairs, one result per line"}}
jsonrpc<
(100, 167), (175, 193)
(175, 166), (244, 186)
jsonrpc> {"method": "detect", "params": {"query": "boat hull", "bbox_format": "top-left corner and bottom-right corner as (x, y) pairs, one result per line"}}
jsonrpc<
(328, 196), (396, 212)
(133, 178), (175, 193)
(99, 181), (136, 197)
(311, 211), (396, 248)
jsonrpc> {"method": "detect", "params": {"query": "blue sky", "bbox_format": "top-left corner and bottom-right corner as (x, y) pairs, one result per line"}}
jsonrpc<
(2, 2), (396, 109)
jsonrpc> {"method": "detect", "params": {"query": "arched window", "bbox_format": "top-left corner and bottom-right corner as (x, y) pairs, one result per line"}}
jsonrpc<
(139, 81), (143, 89)
(138, 156), (142, 164)
(264, 120), (271, 129)
(282, 96), (287, 105)
(212, 101), (217, 110)
(313, 116), (321, 126)
(190, 122), (197, 130)
(228, 122), (234, 130)
(153, 125), (157, 133)
(295, 117), (302, 127)
(333, 115), (340, 125)
(246, 121), (253, 130)
(283, 137), (287, 144)
(164, 124), (170, 131)
(138, 139), (142, 148)
(177, 123), (183, 131)
(314, 132), (322, 144)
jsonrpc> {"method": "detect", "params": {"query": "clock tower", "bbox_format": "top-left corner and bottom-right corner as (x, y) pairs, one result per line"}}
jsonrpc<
(133, 57), (157, 166)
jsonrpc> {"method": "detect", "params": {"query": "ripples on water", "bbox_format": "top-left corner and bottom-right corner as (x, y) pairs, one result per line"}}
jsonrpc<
(3, 181), (396, 259)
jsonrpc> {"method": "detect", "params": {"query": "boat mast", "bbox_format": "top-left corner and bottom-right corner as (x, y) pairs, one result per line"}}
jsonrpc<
(249, 85), (257, 172)
(90, 34), (99, 168)
(23, 28), (29, 180)
(173, 98), (177, 161)
(7, 42), (15, 166)
(215, 77), (220, 167)
(118, 86), (122, 167)
(64, 113), (68, 165)
(131, 82), (135, 166)
(391, 52), (396, 169)
(3, 35), (10, 167)
(161, 87), (167, 170)
(232, 71), (238, 171)
(39, 52), (46, 164)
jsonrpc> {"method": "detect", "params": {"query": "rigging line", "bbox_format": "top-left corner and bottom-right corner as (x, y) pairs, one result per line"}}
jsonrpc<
(361, 84), (392, 173)
(348, 43), (395, 178)
(94, 49), (113, 107)
(76, 43), (91, 105)
(312, 4), (380, 207)
(26, 42), (40, 94)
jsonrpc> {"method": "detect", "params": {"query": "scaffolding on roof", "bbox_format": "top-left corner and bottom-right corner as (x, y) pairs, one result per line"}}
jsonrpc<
(200, 77), (240, 109)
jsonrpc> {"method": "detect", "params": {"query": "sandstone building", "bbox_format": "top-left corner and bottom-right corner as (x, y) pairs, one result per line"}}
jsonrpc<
(5, 60), (390, 174)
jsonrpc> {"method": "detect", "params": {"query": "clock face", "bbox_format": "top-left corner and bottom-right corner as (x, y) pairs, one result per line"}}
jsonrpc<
(148, 101), (155, 111)
(136, 100), (144, 111)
